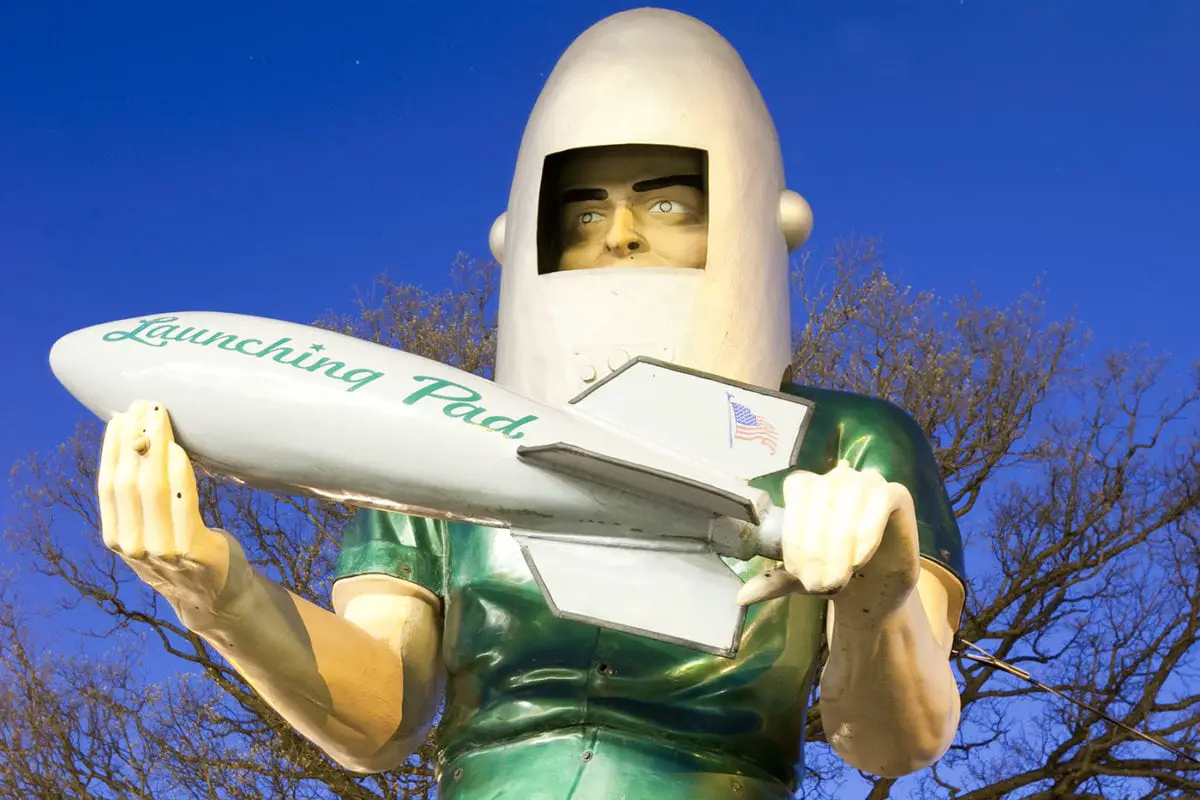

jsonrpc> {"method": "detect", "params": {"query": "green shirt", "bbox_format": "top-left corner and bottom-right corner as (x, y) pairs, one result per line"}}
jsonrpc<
(334, 384), (965, 799)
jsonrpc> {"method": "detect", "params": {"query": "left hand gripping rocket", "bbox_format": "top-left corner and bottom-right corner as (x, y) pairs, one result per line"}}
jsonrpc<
(50, 312), (816, 657)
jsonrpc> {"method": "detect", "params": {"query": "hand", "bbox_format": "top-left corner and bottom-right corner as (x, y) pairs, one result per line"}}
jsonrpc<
(98, 399), (245, 629)
(737, 460), (920, 623)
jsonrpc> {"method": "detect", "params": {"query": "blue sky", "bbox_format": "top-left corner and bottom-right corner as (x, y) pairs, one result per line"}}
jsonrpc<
(3, 0), (1198, 490)
(0, 0), (1197, 791)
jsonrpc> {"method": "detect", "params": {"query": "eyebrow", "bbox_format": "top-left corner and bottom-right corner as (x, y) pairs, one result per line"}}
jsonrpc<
(561, 187), (608, 204)
(560, 174), (705, 205)
(631, 174), (704, 193)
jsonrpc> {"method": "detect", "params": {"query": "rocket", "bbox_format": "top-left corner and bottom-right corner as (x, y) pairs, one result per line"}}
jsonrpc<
(49, 311), (816, 657)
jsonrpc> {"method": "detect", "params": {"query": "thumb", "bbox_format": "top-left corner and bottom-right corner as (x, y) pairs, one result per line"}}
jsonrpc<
(736, 569), (803, 607)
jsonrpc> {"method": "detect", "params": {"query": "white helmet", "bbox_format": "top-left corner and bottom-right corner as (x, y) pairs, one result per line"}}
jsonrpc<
(490, 8), (812, 404)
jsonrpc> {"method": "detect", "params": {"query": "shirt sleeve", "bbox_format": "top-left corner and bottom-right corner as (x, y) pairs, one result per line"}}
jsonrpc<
(333, 507), (447, 599)
(757, 385), (967, 589)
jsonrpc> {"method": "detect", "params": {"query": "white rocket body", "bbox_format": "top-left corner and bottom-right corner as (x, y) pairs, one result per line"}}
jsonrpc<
(49, 311), (815, 656)
(490, 8), (811, 406)
(49, 10), (818, 657)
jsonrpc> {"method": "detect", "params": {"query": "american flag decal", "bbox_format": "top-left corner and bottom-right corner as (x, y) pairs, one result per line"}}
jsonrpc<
(727, 394), (778, 455)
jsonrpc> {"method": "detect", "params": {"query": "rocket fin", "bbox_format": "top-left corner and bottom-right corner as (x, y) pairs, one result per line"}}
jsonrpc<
(516, 442), (758, 523)
(567, 357), (816, 482)
(510, 530), (747, 657)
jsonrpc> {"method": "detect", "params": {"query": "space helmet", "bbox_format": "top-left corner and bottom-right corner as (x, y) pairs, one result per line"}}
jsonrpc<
(489, 8), (812, 404)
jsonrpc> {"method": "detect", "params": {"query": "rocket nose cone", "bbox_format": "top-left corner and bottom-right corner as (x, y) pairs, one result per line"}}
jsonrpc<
(48, 330), (74, 381)
(47, 323), (120, 421)
(49, 326), (94, 387)
(49, 329), (78, 384)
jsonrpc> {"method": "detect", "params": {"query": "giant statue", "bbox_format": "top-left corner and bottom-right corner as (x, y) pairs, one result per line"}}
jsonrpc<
(75, 9), (966, 799)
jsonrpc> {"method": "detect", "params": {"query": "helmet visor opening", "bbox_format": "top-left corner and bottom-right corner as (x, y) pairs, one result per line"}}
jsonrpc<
(537, 144), (709, 275)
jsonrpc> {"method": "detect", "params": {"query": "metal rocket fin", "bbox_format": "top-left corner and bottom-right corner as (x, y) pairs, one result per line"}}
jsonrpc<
(566, 357), (816, 482)
(509, 530), (747, 657)
(516, 442), (758, 523)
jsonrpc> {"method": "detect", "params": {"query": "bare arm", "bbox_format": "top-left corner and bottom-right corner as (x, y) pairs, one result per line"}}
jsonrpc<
(193, 556), (444, 772)
(738, 462), (963, 777)
(820, 561), (962, 777)
(98, 400), (444, 773)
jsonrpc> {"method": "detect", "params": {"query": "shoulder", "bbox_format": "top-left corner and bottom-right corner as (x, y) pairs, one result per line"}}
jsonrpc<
(781, 382), (936, 466)
(342, 508), (447, 553)
(335, 509), (447, 597)
(782, 384), (966, 585)
(782, 383), (925, 434)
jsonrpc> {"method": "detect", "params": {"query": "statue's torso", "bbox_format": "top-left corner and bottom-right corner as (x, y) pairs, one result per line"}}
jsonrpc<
(334, 384), (966, 799)
(435, 522), (824, 798)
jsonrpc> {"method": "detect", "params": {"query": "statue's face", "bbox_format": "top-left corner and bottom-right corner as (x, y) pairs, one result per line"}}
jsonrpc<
(553, 145), (708, 271)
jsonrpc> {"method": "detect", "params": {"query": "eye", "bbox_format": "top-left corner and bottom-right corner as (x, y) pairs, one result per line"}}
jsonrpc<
(579, 211), (604, 225)
(649, 200), (688, 215)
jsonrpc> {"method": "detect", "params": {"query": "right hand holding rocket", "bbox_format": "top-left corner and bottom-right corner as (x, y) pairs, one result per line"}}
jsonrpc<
(98, 399), (250, 632)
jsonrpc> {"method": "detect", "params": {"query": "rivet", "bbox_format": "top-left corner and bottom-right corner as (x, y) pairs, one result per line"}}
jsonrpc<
(607, 348), (630, 371)
(581, 750), (593, 761)
(453, 768), (463, 781)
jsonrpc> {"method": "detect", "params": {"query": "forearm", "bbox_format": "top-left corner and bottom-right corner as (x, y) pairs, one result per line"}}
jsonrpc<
(183, 555), (439, 772)
(819, 571), (960, 777)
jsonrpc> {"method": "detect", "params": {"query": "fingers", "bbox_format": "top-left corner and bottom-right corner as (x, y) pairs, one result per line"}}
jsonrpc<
(113, 401), (147, 557)
(139, 403), (176, 557)
(167, 441), (202, 554)
(819, 466), (871, 591)
(94, 401), (227, 619)
(98, 399), (188, 560)
(737, 568), (803, 606)
(873, 482), (921, 582)
(784, 467), (859, 594)
(98, 412), (122, 550)
(779, 462), (898, 595)
(851, 476), (895, 568)
(781, 470), (817, 580)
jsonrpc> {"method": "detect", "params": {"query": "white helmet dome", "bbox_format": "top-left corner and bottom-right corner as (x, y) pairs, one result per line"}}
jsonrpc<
(492, 8), (811, 404)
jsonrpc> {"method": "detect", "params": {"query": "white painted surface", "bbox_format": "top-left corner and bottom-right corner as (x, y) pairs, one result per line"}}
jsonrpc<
(492, 8), (810, 405)
(571, 359), (813, 480)
(513, 532), (746, 656)
(49, 310), (812, 654)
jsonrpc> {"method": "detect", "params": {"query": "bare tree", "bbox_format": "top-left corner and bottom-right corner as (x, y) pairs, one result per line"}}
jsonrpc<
(1, 254), (493, 798)
(0, 580), (160, 798)
(791, 240), (1200, 799)
(4, 242), (1198, 798)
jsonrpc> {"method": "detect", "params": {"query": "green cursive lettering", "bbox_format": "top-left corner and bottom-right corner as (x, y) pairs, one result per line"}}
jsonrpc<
(100, 318), (387, 394)
(403, 377), (482, 407)
(101, 316), (177, 347)
(340, 368), (385, 393)
(404, 376), (539, 439)
(480, 413), (538, 440)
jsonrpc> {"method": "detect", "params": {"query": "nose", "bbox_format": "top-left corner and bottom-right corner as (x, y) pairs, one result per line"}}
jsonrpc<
(603, 205), (647, 258)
